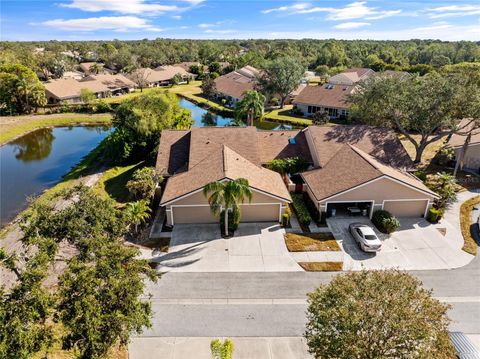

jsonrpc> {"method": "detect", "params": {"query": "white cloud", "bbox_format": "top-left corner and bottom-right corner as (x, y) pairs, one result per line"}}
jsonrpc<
(59, 0), (181, 14)
(178, 0), (204, 4)
(262, 1), (401, 21)
(198, 23), (214, 28)
(171, 15), (182, 20)
(204, 29), (236, 34)
(198, 20), (233, 28)
(334, 22), (370, 29)
(38, 16), (163, 32)
(426, 4), (480, 18)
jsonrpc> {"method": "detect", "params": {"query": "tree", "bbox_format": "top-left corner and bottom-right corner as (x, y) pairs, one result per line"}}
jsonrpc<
(201, 75), (216, 98)
(129, 68), (150, 92)
(203, 179), (252, 236)
(210, 339), (234, 359)
(171, 73), (183, 85)
(89, 63), (102, 74)
(258, 57), (305, 108)
(208, 62), (221, 74)
(429, 172), (457, 209)
(305, 270), (454, 359)
(349, 72), (480, 164)
(57, 238), (156, 359)
(311, 110), (330, 125)
(234, 90), (265, 126)
(126, 167), (158, 200)
(125, 200), (152, 233)
(0, 64), (46, 115)
(80, 88), (96, 103)
(112, 91), (193, 161)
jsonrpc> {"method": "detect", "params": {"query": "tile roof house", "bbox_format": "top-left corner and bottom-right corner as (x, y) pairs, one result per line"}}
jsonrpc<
(293, 68), (374, 119)
(132, 65), (195, 87)
(448, 119), (480, 172)
(44, 74), (134, 104)
(156, 125), (437, 226)
(214, 65), (260, 105)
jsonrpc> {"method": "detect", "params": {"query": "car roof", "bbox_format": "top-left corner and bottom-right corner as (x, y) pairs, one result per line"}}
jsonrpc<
(358, 226), (376, 235)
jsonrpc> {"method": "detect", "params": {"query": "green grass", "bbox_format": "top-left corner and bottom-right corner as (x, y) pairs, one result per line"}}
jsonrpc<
(284, 232), (340, 252)
(264, 106), (312, 127)
(299, 261), (343, 272)
(0, 113), (112, 145)
(93, 162), (144, 205)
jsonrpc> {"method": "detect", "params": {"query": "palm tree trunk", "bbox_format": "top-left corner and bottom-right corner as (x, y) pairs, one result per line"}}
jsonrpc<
(224, 209), (229, 236)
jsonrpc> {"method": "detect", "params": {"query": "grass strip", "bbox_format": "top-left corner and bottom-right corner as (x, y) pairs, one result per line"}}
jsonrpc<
(284, 232), (340, 252)
(299, 262), (343, 272)
(460, 196), (480, 255)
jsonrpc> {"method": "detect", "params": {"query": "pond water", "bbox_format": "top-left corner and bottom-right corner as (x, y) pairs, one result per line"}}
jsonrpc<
(0, 126), (110, 227)
(179, 98), (295, 130)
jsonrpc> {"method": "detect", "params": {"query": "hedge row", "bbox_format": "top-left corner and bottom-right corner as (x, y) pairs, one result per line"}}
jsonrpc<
(291, 193), (312, 226)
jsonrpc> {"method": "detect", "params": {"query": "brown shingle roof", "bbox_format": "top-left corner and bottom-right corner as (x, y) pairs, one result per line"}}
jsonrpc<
(87, 74), (135, 90)
(304, 125), (413, 169)
(160, 145), (291, 204)
(156, 130), (191, 176)
(256, 130), (312, 163)
(293, 84), (353, 109)
(214, 66), (259, 100)
(302, 144), (437, 201)
(448, 119), (480, 148)
(134, 66), (192, 84)
(188, 127), (260, 169)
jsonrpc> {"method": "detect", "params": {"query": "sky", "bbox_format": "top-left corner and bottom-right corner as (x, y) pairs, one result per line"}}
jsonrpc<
(1, 0), (479, 41)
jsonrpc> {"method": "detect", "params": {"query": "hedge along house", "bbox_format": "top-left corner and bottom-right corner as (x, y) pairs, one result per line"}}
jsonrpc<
(300, 126), (439, 218)
(155, 125), (438, 227)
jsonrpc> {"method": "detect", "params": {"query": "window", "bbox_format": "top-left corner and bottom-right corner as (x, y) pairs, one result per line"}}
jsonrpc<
(307, 105), (312, 114)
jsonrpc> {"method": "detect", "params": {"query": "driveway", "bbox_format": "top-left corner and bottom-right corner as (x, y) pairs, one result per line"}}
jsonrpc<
(328, 216), (474, 270)
(152, 223), (303, 272)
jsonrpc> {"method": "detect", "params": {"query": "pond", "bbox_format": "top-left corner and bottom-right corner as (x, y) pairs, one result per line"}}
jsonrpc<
(0, 126), (110, 227)
(179, 98), (295, 130)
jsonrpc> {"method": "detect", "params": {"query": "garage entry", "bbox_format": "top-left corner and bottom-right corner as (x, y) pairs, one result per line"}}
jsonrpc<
(171, 206), (217, 224)
(240, 204), (280, 222)
(383, 200), (428, 218)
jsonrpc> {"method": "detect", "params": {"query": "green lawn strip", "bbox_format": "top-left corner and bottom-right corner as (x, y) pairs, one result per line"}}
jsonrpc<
(284, 232), (340, 252)
(264, 107), (313, 126)
(299, 261), (343, 272)
(93, 162), (145, 205)
(460, 195), (480, 255)
(0, 114), (112, 145)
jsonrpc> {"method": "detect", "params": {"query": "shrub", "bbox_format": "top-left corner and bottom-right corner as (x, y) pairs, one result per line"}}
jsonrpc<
(311, 110), (329, 125)
(413, 170), (427, 182)
(281, 213), (290, 227)
(291, 193), (312, 226)
(372, 210), (400, 233)
(126, 167), (158, 200)
(266, 157), (309, 175)
(427, 207), (443, 223)
(211, 338), (234, 359)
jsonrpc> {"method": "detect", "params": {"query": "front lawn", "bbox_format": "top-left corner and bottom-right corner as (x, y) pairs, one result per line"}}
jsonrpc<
(284, 232), (340, 252)
(460, 196), (480, 255)
(299, 261), (343, 272)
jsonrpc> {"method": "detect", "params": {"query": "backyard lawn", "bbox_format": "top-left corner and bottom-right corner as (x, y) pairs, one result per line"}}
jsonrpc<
(284, 232), (340, 252)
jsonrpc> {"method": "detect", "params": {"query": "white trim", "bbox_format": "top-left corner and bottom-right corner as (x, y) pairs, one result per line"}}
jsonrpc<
(170, 204), (211, 208)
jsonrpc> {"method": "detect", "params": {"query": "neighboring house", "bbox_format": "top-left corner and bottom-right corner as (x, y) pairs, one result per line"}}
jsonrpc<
(448, 119), (480, 173)
(78, 62), (115, 75)
(214, 65), (260, 105)
(44, 74), (134, 104)
(133, 65), (194, 87)
(293, 68), (375, 118)
(155, 125), (437, 226)
(62, 70), (84, 80)
(173, 61), (206, 72)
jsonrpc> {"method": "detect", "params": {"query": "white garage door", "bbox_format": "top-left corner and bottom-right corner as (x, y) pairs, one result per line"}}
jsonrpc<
(172, 206), (217, 224)
(239, 204), (280, 222)
(383, 200), (428, 218)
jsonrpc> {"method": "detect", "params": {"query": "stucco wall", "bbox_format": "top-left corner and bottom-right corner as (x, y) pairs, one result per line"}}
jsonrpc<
(456, 144), (480, 171)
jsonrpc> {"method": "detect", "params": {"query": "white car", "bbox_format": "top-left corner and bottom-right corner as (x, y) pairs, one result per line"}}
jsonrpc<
(348, 223), (382, 252)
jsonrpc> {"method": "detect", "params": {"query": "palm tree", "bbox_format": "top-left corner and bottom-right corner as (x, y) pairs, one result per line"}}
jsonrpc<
(17, 78), (32, 113)
(203, 179), (252, 236)
(234, 90), (265, 126)
(125, 200), (152, 233)
(89, 63), (102, 75)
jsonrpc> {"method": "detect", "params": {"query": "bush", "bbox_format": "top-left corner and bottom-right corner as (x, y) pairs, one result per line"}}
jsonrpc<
(281, 213), (290, 227)
(311, 110), (329, 125)
(427, 207), (443, 223)
(372, 210), (400, 233)
(266, 157), (309, 175)
(413, 170), (427, 182)
(220, 207), (241, 234)
(291, 193), (312, 226)
(126, 167), (158, 200)
(211, 338), (234, 359)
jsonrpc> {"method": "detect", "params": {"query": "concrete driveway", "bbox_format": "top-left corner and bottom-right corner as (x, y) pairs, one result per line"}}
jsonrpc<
(152, 223), (302, 273)
(328, 216), (474, 270)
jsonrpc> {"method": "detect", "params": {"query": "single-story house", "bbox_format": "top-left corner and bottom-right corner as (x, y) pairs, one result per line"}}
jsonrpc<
(44, 74), (134, 104)
(155, 125), (437, 226)
(293, 83), (353, 119)
(78, 62), (115, 75)
(133, 66), (194, 87)
(448, 119), (480, 173)
(62, 70), (84, 80)
(214, 65), (260, 105)
(328, 67), (374, 86)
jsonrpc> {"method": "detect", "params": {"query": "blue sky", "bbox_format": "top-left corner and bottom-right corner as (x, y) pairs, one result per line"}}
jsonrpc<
(1, 0), (479, 41)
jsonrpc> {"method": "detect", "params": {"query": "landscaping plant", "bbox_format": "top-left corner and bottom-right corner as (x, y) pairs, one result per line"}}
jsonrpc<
(126, 167), (159, 201)
(210, 339), (234, 359)
(291, 193), (312, 227)
(372, 209), (400, 233)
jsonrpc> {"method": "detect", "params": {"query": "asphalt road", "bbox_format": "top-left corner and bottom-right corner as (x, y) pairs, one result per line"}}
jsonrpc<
(138, 255), (480, 337)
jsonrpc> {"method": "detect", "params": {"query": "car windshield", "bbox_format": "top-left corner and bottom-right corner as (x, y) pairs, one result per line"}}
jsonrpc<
(364, 235), (377, 240)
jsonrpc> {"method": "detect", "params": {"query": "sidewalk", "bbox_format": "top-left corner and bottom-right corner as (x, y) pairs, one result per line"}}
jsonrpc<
(129, 337), (311, 359)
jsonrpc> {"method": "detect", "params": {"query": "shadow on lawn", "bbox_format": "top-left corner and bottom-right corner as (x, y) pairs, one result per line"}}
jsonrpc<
(104, 162), (145, 203)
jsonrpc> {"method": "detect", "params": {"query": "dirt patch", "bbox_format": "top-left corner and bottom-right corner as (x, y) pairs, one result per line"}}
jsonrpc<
(284, 232), (340, 252)
(299, 262), (343, 272)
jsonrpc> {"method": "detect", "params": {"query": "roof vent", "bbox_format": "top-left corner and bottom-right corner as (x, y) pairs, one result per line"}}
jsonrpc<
(289, 137), (296, 145)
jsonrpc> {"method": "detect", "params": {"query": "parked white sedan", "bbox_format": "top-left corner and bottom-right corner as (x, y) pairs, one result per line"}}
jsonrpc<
(348, 223), (382, 252)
